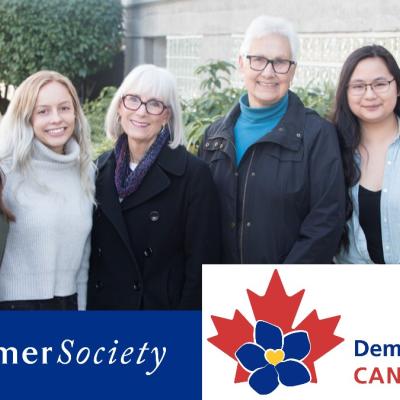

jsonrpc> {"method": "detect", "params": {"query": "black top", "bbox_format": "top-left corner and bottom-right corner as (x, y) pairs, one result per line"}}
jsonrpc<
(358, 185), (385, 264)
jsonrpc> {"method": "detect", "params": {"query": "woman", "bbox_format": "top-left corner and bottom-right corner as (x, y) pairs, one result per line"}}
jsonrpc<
(334, 45), (400, 264)
(198, 15), (345, 264)
(0, 70), (95, 310)
(87, 64), (221, 310)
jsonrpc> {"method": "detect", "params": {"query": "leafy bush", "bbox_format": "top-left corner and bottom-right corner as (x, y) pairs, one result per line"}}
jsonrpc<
(182, 61), (243, 152)
(84, 87), (116, 159)
(293, 81), (335, 118)
(0, 0), (122, 99)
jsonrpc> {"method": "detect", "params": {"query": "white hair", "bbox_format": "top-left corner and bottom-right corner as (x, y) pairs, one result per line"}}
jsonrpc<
(240, 15), (300, 61)
(105, 64), (185, 149)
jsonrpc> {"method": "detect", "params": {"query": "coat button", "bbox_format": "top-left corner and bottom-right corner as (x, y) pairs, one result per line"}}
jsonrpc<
(230, 222), (236, 229)
(246, 222), (251, 228)
(149, 211), (160, 222)
(205, 142), (210, 148)
(214, 141), (219, 147)
(97, 247), (102, 256)
(296, 132), (302, 138)
(133, 281), (141, 291)
(144, 247), (153, 257)
(95, 281), (104, 290)
(251, 172), (255, 176)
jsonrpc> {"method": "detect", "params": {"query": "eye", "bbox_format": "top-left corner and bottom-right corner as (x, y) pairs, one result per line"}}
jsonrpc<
(148, 100), (163, 108)
(61, 106), (71, 112)
(127, 95), (140, 103)
(37, 109), (48, 115)
(350, 84), (365, 90)
(373, 81), (388, 89)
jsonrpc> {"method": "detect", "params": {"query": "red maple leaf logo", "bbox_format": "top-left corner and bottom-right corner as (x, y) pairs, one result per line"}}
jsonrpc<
(208, 269), (344, 384)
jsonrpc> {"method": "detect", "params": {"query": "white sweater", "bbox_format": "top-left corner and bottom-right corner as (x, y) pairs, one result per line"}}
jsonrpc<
(0, 138), (93, 310)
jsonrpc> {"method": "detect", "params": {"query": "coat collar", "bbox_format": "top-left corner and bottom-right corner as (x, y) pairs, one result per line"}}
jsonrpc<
(96, 144), (187, 212)
(207, 91), (307, 153)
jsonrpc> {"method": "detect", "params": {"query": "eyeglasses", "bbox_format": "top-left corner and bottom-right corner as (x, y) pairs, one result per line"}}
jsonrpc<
(121, 95), (168, 115)
(347, 79), (395, 96)
(246, 55), (296, 74)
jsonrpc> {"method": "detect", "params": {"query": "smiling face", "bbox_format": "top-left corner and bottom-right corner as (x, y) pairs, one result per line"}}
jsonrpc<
(31, 81), (75, 154)
(239, 33), (296, 108)
(118, 93), (170, 151)
(347, 57), (398, 125)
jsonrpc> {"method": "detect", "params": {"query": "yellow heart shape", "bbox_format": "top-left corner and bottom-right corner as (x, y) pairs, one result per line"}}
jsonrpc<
(265, 349), (285, 366)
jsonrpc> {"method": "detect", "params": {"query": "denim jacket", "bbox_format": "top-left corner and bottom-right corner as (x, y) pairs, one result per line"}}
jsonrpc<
(336, 128), (400, 264)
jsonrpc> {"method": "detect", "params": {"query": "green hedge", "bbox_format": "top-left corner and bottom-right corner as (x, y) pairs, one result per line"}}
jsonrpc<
(0, 0), (122, 95)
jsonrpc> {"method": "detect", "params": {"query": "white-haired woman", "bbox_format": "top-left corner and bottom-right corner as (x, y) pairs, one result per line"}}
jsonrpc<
(87, 64), (221, 310)
(0, 70), (95, 310)
(199, 15), (345, 265)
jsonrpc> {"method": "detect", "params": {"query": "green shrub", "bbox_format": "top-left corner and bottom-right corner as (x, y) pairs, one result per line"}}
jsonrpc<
(182, 61), (243, 152)
(84, 86), (116, 159)
(293, 81), (335, 118)
(0, 0), (122, 100)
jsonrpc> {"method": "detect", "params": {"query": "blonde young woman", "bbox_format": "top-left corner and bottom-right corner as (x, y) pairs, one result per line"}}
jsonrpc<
(0, 70), (95, 310)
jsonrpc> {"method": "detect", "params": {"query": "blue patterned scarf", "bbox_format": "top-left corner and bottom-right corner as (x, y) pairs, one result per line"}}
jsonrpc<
(114, 127), (170, 199)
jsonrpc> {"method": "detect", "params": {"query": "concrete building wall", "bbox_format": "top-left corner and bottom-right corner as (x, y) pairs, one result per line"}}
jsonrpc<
(122, 0), (400, 96)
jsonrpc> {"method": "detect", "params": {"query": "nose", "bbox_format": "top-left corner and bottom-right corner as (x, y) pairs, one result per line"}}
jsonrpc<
(364, 84), (377, 99)
(261, 62), (276, 77)
(135, 103), (147, 115)
(50, 109), (63, 123)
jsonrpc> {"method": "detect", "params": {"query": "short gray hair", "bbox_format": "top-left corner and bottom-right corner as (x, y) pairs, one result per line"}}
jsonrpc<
(105, 64), (184, 149)
(240, 15), (300, 61)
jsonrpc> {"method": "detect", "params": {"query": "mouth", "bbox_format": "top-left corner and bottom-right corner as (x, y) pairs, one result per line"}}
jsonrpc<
(130, 119), (150, 128)
(45, 127), (67, 136)
(362, 104), (381, 111)
(257, 81), (279, 88)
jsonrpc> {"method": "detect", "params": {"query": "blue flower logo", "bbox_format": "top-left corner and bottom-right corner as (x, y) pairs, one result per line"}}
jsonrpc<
(235, 320), (311, 395)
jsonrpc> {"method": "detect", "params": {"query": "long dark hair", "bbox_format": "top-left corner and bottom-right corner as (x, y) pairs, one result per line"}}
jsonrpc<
(0, 170), (15, 222)
(332, 45), (400, 249)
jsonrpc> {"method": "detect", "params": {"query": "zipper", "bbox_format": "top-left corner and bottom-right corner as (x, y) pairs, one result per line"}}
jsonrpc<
(239, 148), (255, 263)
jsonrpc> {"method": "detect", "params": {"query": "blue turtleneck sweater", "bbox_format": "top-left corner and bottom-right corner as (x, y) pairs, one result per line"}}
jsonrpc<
(234, 93), (288, 165)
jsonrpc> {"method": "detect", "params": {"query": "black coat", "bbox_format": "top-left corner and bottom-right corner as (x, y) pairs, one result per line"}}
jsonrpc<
(198, 91), (345, 264)
(87, 145), (221, 310)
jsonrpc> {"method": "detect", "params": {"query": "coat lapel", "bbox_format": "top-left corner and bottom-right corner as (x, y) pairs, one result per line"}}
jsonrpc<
(120, 163), (171, 210)
(121, 144), (187, 211)
(96, 153), (138, 263)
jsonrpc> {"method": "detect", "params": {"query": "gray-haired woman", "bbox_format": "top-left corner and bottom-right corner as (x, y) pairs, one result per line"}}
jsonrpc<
(199, 15), (346, 264)
(87, 64), (221, 310)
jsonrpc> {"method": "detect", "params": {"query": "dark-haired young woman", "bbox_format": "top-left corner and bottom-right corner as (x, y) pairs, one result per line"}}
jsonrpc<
(334, 45), (400, 264)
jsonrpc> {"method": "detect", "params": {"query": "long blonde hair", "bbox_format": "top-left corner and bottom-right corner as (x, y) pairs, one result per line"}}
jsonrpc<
(0, 70), (95, 203)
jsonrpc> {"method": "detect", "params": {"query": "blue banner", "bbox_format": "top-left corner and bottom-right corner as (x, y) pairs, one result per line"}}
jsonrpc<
(0, 311), (201, 399)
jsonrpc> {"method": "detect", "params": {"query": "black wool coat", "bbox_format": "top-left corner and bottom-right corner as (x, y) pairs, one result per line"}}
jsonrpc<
(87, 144), (221, 310)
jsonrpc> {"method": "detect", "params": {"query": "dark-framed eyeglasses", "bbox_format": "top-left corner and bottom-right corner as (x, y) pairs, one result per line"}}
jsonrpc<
(246, 55), (296, 74)
(121, 94), (168, 115)
(347, 78), (396, 96)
